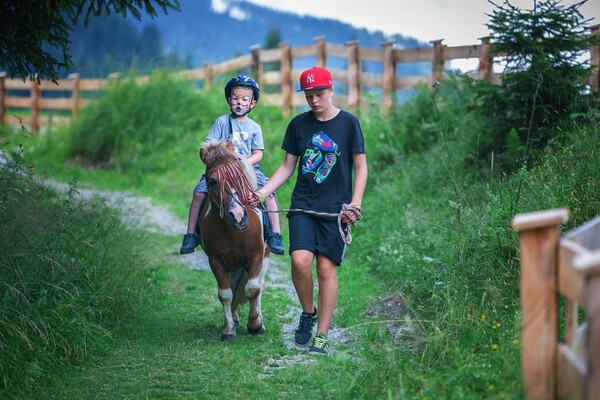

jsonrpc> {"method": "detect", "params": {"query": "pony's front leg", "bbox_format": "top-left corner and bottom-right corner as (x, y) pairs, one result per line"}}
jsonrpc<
(218, 288), (236, 340)
(211, 258), (237, 340)
(246, 257), (269, 335)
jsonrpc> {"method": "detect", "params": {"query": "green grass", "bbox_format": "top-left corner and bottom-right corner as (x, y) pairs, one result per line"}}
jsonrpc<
(1, 73), (598, 398)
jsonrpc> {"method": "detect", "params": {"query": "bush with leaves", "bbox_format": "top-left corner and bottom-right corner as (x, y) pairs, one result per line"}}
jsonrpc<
(66, 72), (217, 172)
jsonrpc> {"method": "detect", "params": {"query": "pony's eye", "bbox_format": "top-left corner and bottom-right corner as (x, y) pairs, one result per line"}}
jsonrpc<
(207, 177), (218, 188)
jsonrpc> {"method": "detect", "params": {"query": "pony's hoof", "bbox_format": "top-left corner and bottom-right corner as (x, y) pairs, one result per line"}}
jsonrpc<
(247, 324), (265, 336)
(221, 333), (236, 341)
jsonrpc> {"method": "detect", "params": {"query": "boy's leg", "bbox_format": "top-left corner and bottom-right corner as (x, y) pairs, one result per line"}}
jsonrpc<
(187, 192), (205, 233)
(180, 192), (205, 254)
(307, 218), (344, 354)
(265, 194), (284, 255)
(291, 249), (317, 347)
(314, 254), (338, 337)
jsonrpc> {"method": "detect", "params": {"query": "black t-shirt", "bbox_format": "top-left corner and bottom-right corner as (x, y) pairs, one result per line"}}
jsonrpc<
(282, 109), (366, 215)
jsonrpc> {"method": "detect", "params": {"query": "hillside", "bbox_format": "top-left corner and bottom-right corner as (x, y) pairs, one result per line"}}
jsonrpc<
(135, 0), (426, 65)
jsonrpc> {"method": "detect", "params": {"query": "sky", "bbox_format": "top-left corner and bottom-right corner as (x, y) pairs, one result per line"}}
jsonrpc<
(241, 0), (600, 46)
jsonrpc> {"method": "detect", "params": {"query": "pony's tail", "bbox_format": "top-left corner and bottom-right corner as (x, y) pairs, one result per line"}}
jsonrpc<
(229, 268), (248, 308)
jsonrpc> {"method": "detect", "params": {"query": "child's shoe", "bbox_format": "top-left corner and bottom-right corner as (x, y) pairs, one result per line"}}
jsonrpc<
(268, 232), (285, 255)
(180, 233), (199, 254)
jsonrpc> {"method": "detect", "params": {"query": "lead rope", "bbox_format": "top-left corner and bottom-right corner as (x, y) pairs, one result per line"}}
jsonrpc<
(264, 204), (362, 245)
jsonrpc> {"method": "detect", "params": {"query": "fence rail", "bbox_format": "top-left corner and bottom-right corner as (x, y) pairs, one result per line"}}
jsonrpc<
(512, 210), (600, 400)
(1, 25), (599, 132)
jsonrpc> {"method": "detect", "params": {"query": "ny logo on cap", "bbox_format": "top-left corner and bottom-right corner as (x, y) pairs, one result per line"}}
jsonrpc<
(306, 74), (315, 84)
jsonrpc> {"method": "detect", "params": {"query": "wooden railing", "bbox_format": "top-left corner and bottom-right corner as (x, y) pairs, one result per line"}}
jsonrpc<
(512, 210), (600, 400)
(1, 25), (599, 131)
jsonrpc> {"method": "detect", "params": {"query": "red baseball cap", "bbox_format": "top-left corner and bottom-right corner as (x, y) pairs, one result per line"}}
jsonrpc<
(298, 67), (333, 92)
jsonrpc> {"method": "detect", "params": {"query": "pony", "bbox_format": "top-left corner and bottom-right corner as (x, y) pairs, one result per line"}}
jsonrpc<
(197, 140), (270, 340)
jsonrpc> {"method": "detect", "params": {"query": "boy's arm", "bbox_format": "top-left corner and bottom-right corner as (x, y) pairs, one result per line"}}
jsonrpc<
(246, 149), (263, 165)
(247, 153), (297, 207)
(350, 153), (368, 207)
(339, 152), (367, 225)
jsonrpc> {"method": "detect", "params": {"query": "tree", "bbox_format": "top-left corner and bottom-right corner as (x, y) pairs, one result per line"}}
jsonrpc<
(486, 0), (597, 138)
(472, 0), (599, 171)
(0, 0), (180, 82)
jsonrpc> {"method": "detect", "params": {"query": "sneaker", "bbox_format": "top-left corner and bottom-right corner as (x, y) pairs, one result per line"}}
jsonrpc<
(180, 233), (199, 254)
(294, 307), (317, 347)
(268, 233), (285, 255)
(308, 332), (330, 355)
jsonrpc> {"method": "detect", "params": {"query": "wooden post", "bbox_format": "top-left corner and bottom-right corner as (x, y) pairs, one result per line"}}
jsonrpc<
(0, 72), (6, 125)
(512, 209), (569, 400)
(431, 39), (445, 83)
(589, 24), (600, 92)
(68, 73), (80, 118)
(346, 40), (361, 111)
(575, 253), (600, 399)
(30, 79), (40, 132)
(280, 42), (292, 116)
(203, 62), (213, 90)
(478, 37), (493, 82)
(250, 44), (262, 84)
(314, 36), (326, 67)
(381, 41), (396, 115)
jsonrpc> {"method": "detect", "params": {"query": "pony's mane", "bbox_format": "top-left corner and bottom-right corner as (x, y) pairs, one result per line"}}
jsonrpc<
(201, 140), (258, 190)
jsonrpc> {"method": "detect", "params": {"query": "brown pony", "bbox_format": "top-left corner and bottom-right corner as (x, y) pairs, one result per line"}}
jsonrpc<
(197, 140), (270, 340)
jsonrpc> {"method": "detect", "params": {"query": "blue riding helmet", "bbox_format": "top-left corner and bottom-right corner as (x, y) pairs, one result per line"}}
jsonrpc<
(224, 75), (260, 102)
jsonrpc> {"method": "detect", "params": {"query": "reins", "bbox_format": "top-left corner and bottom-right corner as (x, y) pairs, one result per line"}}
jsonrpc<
(261, 204), (362, 245)
(206, 154), (363, 245)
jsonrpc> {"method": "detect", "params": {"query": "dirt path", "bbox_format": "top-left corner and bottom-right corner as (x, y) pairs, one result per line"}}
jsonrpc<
(47, 181), (357, 354)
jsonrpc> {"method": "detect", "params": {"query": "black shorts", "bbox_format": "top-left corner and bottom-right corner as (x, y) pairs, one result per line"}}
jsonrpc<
(287, 212), (348, 266)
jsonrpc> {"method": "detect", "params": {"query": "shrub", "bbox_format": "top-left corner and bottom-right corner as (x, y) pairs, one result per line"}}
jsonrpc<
(66, 71), (217, 171)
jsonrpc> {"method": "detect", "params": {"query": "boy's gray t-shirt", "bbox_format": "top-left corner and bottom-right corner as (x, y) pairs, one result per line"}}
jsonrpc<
(206, 114), (264, 159)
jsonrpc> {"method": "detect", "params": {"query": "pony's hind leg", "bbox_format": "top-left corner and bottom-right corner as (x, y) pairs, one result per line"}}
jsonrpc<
(245, 277), (264, 335)
(218, 288), (236, 340)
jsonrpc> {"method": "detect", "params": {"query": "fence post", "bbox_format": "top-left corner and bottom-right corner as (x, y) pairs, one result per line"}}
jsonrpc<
(512, 209), (569, 400)
(68, 73), (80, 118)
(346, 39), (361, 111)
(590, 24), (600, 92)
(203, 62), (213, 90)
(314, 36), (326, 67)
(30, 79), (40, 132)
(431, 39), (445, 83)
(478, 36), (493, 82)
(280, 42), (292, 116)
(576, 253), (600, 399)
(250, 44), (262, 84)
(0, 72), (6, 125)
(381, 41), (395, 115)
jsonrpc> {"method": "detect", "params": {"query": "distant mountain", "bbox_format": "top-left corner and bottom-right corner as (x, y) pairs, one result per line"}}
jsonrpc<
(63, 0), (429, 78)
(133, 0), (428, 72)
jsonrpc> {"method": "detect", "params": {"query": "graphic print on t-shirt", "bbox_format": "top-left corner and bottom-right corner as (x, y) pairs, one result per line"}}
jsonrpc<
(231, 129), (249, 156)
(301, 131), (339, 184)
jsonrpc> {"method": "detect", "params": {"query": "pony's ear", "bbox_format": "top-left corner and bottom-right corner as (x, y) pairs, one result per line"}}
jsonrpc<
(226, 141), (235, 152)
(199, 147), (208, 164)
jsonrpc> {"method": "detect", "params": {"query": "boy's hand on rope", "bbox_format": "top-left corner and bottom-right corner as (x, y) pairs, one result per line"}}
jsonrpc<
(340, 204), (362, 225)
(247, 190), (264, 208)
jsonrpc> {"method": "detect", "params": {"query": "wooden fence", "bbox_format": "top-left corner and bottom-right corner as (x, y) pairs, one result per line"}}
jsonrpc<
(512, 210), (600, 399)
(1, 25), (599, 131)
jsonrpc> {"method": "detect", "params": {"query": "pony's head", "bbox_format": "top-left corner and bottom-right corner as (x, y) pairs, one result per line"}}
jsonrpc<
(200, 140), (257, 230)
